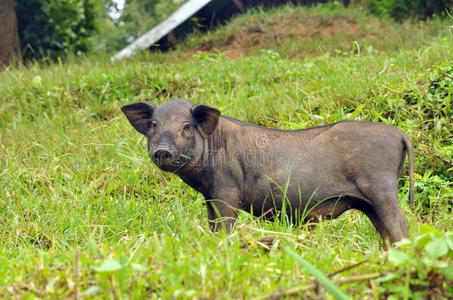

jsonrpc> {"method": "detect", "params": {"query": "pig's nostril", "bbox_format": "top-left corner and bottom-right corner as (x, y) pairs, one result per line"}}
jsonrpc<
(153, 149), (173, 161)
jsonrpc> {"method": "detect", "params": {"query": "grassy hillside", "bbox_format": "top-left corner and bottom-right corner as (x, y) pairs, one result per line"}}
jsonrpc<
(178, 4), (450, 59)
(0, 4), (452, 299)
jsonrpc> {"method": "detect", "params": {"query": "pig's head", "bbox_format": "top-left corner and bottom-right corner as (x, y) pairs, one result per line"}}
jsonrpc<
(121, 99), (220, 172)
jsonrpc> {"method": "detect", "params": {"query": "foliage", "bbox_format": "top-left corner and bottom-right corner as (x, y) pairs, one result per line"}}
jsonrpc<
(427, 63), (453, 120)
(378, 224), (453, 299)
(368, 0), (453, 21)
(15, 0), (99, 61)
(414, 172), (452, 220)
(401, 63), (452, 181)
(0, 4), (452, 298)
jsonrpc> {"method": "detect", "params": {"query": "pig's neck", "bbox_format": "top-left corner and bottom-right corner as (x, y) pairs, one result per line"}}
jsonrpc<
(177, 116), (245, 198)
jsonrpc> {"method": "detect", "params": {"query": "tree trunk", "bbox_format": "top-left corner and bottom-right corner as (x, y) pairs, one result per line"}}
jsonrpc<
(0, 0), (21, 68)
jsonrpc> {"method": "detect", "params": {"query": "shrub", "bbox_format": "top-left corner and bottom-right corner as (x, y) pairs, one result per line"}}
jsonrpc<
(368, 0), (453, 21)
(378, 224), (453, 299)
(15, 0), (99, 61)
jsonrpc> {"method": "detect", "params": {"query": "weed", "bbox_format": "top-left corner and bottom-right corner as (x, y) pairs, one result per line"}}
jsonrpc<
(378, 224), (453, 299)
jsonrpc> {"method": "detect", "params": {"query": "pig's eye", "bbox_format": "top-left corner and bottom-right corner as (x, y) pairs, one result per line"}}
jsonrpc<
(182, 123), (191, 131)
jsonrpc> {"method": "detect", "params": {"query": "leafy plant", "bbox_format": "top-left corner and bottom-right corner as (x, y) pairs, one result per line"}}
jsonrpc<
(368, 0), (453, 21)
(15, 0), (99, 61)
(402, 63), (453, 181)
(414, 172), (452, 217)
(378, 224), (453, 299)
(426, 62), (453, 119)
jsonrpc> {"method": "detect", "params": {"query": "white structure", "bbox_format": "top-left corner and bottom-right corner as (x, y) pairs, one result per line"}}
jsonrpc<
(112, 0), (213, 60)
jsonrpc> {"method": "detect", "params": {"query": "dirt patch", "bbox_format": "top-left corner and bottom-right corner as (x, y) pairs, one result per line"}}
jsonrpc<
(183, 12), (361, 60)
(322, 22), (358, 36)
(225, 48), (241, 59)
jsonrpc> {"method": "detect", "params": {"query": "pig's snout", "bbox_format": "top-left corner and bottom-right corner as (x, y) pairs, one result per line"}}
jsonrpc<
(152, 148), (174, 163)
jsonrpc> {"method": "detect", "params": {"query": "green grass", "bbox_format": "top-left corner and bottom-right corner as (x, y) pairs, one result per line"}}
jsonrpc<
(0, 4), (452, 299)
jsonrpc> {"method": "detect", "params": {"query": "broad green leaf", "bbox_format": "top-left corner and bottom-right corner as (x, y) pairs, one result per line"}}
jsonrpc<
(418, 224), (442, 237)
(388, 250), (410, 266)
(446, 233), (453, 251)
(422, 257), (434, 267)
(414, 233), (432, 250)
(425, 238), (448, 258)
(93, 258), (122, 273)
(395, 238), (411, 249)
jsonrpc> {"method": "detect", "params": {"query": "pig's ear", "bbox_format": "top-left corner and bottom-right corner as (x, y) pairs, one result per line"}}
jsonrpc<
(121, 102), (155, 135)
(191, 104), (220, 136)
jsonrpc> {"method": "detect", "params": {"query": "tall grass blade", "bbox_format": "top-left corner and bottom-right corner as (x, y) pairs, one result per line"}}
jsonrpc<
(285, 248), (351, 300)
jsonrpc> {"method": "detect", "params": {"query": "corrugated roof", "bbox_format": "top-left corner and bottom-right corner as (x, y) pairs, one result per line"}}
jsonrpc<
(112, 0), (213, 60)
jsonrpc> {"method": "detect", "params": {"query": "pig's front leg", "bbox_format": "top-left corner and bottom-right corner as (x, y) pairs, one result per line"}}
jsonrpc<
(205, 187), (240, 232)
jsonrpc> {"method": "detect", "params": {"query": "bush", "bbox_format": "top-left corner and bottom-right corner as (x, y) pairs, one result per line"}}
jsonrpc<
(15, 0), (99, 61)
(368, 0), (453, 21)
(378, 225), (453, 299)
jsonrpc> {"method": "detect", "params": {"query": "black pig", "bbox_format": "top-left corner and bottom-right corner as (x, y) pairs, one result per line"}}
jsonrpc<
(121, 99), (414, 246)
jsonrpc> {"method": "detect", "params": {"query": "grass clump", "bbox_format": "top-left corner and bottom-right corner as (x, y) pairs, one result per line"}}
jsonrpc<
(0, 4), (452, 299)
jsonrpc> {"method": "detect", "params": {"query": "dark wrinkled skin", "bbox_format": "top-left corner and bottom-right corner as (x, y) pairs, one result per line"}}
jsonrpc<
(121, 99), (414, 247)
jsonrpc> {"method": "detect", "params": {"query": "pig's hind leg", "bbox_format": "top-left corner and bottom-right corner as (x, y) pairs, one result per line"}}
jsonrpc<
(354, 201), (391, 249)
(355, 173), (408, 246)
(308, 196), (392, 248)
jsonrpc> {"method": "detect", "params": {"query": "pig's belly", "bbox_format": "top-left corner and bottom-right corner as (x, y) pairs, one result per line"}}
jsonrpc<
(242, 171), (362, 218)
